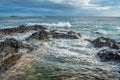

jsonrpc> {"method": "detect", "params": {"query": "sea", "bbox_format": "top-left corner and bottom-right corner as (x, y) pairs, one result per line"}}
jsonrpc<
(0, 16), (120, 79)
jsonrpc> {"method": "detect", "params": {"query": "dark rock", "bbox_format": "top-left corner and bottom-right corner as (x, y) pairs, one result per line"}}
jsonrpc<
(27, 25), (47, 31)
(0, 38), (22, 57)
(0, 38), (33, 59)
(52, 31), (81, 39)
(118, 71), (120, 73)
(52, 33), (79, 39)
(67, 30), (76, 34)
(92, 37), (120, 49)
(26, 30), (49, 40)
(97, 49), (120, 62)
(0, 25), (47, 34)
(0, 38), (33, 73)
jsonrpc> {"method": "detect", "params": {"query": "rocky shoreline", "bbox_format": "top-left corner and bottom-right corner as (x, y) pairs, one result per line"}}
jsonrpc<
(0, 25), (120, 80)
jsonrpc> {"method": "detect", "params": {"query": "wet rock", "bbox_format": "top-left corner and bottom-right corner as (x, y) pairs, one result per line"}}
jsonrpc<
(0, 25), (47, 34)
(97, 49), (120, 62)
(0, 38), (22, 58)
(92, 37), (120, 49)
(25, 25), (47, 31)
(52, 31), (81, 39)
(0, 38), (33, 74)
(67, 30), (76, 34)
(0, 38), (33, 63)
(52, 33), (80, 39)
(0, 54), (22, 73)
(26, 30), (49, 40)
(50, 30), (82, 39)
(0, 38), (33, 51)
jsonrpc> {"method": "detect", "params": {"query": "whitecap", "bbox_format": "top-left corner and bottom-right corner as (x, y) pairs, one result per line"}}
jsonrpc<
(27, 22), (72, 28)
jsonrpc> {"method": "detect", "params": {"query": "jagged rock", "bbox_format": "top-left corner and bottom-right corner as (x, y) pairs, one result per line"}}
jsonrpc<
(0, 25), (47, 34)
(50, 30), (82, 39)
(0, 38), (33, 63)
(52, 31), (82, 39)
(0, 38), (33, 52)
(25, 25), (47, 31)
(92, 37), (120, 49)
(52, 33), (80, 39)
(97, 49), (120, 62)
(0, 38), (22, 58)
(26, 30), (49, 40)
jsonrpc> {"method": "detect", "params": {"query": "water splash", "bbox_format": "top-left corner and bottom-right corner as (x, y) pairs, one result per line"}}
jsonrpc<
(27, 22), (72, 28)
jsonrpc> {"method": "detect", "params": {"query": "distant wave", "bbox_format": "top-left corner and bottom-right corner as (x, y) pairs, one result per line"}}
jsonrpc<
(27, 22), (72, 28)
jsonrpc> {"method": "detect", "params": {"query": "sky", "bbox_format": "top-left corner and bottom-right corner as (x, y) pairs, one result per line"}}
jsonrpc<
(0, 0), (120, 16)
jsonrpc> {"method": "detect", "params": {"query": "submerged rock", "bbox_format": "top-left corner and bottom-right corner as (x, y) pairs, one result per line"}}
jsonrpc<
(92, 37), (120, 49)
(26, 30), (49, 40)
(97, 49), (120, 62)
(0, 25), (47, 34)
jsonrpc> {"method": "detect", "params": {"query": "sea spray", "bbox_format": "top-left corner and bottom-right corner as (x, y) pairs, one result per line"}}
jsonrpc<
(27, 22), (72, 28)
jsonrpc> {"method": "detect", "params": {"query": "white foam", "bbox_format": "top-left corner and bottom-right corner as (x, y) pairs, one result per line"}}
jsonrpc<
(5, 31), (36, 41)
(27, 22), (72, 28)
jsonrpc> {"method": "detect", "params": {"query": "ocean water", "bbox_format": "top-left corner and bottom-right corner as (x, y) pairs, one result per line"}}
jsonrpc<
(0, 16), (120, 79)
(0, 16), (120, 41)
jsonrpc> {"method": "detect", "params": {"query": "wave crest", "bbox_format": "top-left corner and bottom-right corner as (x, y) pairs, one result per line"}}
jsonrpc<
(27, 22), (72, 28)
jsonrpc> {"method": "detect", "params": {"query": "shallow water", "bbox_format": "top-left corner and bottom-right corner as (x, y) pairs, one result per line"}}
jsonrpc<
(20, 39), (120, 79)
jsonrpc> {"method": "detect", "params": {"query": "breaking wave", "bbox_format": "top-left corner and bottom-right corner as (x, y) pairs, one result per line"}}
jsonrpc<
(27, 22), (72, 28)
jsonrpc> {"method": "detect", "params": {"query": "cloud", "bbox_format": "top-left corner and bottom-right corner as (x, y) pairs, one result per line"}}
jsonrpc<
(0, 0), (120, 16)
(49, 0), (111, 10)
